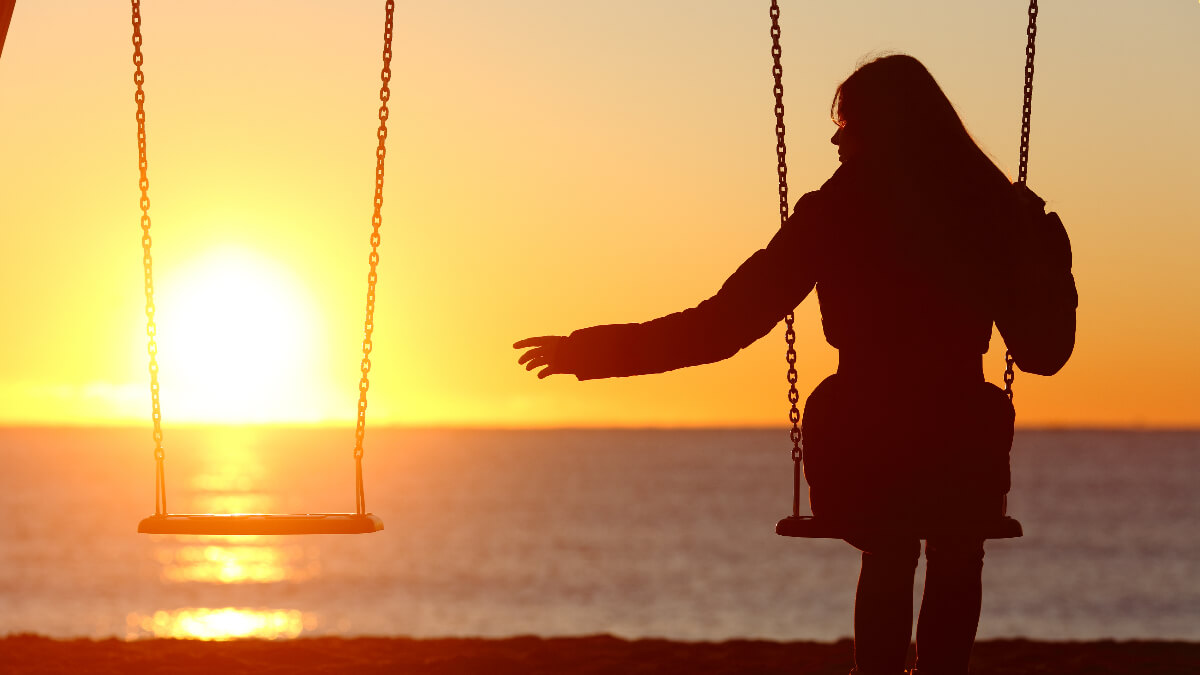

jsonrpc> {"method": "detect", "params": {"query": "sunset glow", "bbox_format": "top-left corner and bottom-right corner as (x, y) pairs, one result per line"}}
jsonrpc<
(1, 1), (1198, 428)
(3, 4), (1199, 667)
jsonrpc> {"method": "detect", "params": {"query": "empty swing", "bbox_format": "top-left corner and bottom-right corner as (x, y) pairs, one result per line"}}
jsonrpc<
(771, 1), (1048, 541)
(135, 0), (396, 536)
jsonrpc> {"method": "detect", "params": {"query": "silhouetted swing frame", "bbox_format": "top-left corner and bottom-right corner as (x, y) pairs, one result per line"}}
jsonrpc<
(134, 1), (396, 536)
(771, 0), (1040, 541)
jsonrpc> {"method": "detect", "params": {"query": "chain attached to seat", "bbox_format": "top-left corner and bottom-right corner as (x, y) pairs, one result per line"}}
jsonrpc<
(1005, 0), (1039, 402)
(131, 0), (165, 516)
(768, 0), (802, 518)
(353, 0), (395, 516)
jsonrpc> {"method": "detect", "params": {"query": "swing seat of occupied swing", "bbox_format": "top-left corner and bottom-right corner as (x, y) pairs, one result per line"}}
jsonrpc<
(775, 515), (1022, 539)
(138, 513), (384, 535)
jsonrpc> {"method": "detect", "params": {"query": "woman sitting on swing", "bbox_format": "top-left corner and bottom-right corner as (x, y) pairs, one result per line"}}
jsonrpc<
(516, 54), (1025, 675)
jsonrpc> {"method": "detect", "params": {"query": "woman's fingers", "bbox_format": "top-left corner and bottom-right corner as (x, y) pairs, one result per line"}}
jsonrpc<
(513, 336), (561, 349)
(517, 346), (555, 367)
(524, 354), (551, 371)
(515, 335), (566, 378)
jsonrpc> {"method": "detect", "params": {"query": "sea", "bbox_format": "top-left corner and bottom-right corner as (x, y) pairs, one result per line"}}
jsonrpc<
(0, 427), (1196, 642)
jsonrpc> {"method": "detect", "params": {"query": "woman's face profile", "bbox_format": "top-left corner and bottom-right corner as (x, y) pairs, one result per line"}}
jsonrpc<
(831, 122), (862, 163)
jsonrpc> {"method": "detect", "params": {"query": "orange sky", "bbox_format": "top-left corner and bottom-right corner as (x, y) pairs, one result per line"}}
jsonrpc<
(1, 1), (1197, 428)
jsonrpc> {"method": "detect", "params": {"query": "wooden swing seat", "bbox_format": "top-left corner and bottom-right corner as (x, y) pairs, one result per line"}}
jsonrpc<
(775, 515), (1023, 540)
(137, 513), (384, 535)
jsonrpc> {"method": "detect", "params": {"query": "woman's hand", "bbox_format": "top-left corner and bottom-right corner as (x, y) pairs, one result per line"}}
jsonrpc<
(514, 335), (567, 379)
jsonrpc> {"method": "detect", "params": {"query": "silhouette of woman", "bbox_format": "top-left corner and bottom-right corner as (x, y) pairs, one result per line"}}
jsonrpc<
(516, 54), (1023, 675)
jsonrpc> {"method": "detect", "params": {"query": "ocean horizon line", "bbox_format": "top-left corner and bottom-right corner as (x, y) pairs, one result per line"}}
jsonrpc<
(2, 423), (1199, 433)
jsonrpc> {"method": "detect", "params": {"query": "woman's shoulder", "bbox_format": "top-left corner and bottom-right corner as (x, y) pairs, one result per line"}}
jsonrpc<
(816, 161), (859, 196)
(814, 157), (894, 203)
(778, 168), (861, 258)
(789, 159), (882, 223)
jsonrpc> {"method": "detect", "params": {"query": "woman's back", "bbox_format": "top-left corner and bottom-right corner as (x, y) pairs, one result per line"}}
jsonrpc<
(811, 153), (1015, 394)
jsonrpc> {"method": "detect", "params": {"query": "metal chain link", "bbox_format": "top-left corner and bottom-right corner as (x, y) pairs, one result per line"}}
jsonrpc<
(132, 0), (166, 515)
(770, 1), (803, 518)
(353, 0), (395, 515)
(1017, 0), (1038, 187)
(769, 2), (801, 462)
(1005, 0), (1038, 402)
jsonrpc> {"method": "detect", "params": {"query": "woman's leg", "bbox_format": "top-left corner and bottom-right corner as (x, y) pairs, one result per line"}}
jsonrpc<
(914, 538), (985, 675)
(847, 536), (921, 674)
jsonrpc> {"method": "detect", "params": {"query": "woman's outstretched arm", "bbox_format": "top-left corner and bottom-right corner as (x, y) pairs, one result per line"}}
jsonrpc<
(515, 191), (829, 380)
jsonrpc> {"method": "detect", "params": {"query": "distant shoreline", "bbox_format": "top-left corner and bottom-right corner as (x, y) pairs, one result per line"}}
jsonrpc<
(3, 634), (1198, 674)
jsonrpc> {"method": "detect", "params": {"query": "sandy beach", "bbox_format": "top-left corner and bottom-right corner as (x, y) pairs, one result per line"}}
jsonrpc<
(3, 635), (1198, 674)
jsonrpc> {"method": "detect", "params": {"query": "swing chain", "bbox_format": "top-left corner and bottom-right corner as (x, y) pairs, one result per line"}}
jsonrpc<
(1017, 0), (1038, 185)
(352, 0), (394, 513)
(1005, 0), (1038, 402)
(770, 1), (789, 225)
(132, 0), (166, 515)
(769, 1), (802, 462)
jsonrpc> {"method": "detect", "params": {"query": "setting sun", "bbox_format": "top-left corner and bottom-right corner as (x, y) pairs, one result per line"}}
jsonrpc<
(153, 247), (327, 423)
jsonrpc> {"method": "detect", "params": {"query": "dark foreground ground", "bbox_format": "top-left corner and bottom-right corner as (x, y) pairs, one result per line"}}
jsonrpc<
(2, 635), (1198, 674)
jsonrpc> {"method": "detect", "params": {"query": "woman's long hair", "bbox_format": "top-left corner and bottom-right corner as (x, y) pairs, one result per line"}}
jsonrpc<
(832, 55), (1014, 311)
(832, 54), (1010, 193)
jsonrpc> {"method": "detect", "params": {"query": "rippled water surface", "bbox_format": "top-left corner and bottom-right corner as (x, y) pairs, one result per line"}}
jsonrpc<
(0, 427), (1196, 640)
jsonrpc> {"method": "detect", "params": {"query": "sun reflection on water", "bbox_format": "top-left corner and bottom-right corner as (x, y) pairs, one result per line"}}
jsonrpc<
(125, 608), (316, 640)
(191, 492), (275, 514)
(155, 544), (320, 583)
(187, 429), (270, 512)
